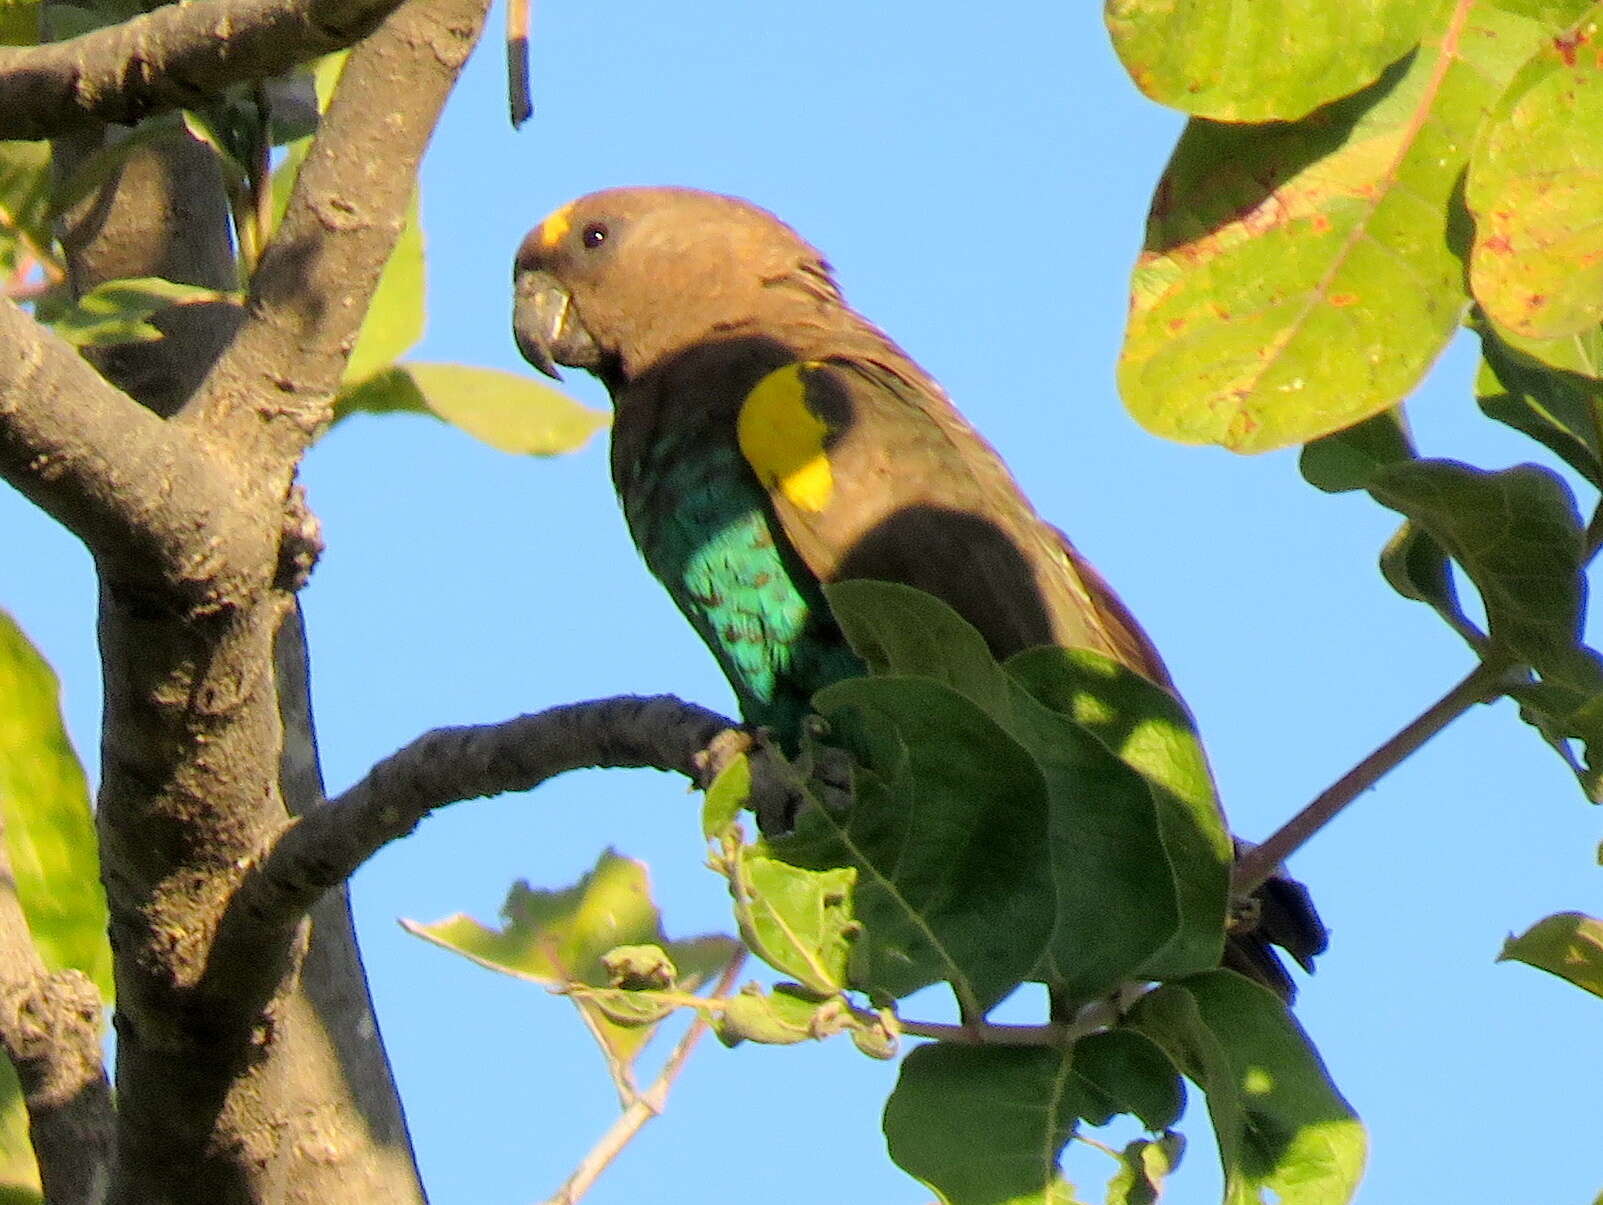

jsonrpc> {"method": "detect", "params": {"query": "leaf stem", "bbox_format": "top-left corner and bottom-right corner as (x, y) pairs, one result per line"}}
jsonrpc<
(1233, 656), (1515, 894)
(542, 949), (747, 1205)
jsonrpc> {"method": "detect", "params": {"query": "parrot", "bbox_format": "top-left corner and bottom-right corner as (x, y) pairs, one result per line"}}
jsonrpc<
(512, 186), (1325, 1000)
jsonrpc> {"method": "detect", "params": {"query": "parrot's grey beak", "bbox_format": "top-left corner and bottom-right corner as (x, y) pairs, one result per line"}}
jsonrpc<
(512, 270), (599, 380)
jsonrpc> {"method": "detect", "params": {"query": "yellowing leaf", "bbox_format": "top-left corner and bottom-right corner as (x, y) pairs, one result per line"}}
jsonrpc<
(335, 363), (607, 456)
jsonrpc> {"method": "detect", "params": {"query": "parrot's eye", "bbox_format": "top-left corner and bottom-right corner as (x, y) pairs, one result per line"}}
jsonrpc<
(581, 223), (609, 250)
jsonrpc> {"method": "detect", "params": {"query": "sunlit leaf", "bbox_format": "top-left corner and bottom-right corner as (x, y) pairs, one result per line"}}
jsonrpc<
(1130, 972), (1365, 1205)
(1119, 2), (1572, 452)
(1468, 11), (1603, 339)
(0, 611), (110, 993)
(46, 276), (234, 348)
(404, 850), (736, 1072)
(0, 1058), (39, 1201)
(884, 1044), (1082, 1205)
(335, 363), (607, 455)
(1106, 0), (1432, 122)
(1499, 911), (1603, 999)
(1105, 1132), (1185, 1205)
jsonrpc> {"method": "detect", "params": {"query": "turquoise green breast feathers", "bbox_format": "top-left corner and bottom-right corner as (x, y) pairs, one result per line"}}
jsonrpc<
(512, 186), (1326, 1000)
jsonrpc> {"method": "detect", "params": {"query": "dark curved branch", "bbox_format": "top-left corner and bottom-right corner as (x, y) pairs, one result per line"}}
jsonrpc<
(0, 0), (407, 140)
(184, 0), (490, 463)
(204, 696), (743, 1007)
(0, 815), (113, 1205)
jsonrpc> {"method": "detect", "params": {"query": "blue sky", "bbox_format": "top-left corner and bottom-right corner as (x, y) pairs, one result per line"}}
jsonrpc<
(6, 1), (1603, 1201)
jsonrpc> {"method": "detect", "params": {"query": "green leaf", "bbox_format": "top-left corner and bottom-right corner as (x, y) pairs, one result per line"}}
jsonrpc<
(1119, 2), (1563, 452)
(1368, 459), (1603, 790)
(1498, 911), (1603, 999)
(404, 849), (737, 1072)
(46, 276), (234, 348)
(884, 1044), (1082, 1205)
(1367, 460), (1587, 667)
(1105, 1133), (1184, 1205)
(1130, 972), (1365, 1205)
(334, 363), (607, 456)
(343, 193), (424, 384)
(0, 141), (50, 277)
(701, 751), (751, 839)
(725, 851), (856, 997)
(713, 981), (895, 1054)
(1106, 0), (1432, 122)
(1070, 1029), (1185, 1131)
(778, 675), (1054, 1014)
(1468, 13), (1603, 339)
(1006, 648), (1231, 987)
(0, 0), (39, 45)
(1376, 519), (1475, 647)
(0, 611), (110, 994)
(1474, 320), (1603, 489)
(1298, 409), (1417, 494)
(824, 579), (1012, 718)
(0, 1057), (40, 1202)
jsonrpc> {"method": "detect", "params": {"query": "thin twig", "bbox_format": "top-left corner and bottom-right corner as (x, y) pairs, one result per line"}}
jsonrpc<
(1234, 657), (1515, 894)
(542, 950), (748, 1205)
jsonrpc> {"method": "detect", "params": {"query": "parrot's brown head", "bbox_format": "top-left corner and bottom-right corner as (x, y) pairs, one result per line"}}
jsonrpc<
(513, 187), (841, 387)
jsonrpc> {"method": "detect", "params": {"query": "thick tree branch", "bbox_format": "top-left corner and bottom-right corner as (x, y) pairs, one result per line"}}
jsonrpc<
(184, 0), (489, 463)
(0, 814), (114, 1205)
(0, 0), (407, 140)
(0, 296), (251, 600)
(210, 696), (740, 992)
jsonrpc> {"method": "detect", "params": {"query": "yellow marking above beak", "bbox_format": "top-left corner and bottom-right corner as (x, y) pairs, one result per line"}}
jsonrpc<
(537, 202), (575, 250)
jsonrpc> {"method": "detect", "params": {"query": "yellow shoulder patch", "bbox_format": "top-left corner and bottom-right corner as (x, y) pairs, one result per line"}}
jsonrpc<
(737, 362), (834, 512)
(536, 202), (575, 250)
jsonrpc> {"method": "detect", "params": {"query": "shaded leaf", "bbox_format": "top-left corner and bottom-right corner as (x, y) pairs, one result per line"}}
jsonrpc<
(1368, 459), (1603, 791)
(1070, 1029), (1185, 1131)
(1105, 1132), (1185, 1205)
(1106, 0), (1431, 122)
(1468, 14), (1603, 339)
(825, 579), (1011, 718)
(1499, 911), (1603, 999)
(1368, 460), (1588, 666)
(778, 675), (1053, 1014)
(1007, 647), (1230, 987)
(0, 611), (110, 993)
(884, 1044), (1082, 1205)
(701, 751), (751, 839)
(1130, 972), (1365, 1205)
(335, 363), (606, 456)
(404, 849), (736, 1072)
(1376, 519), (1475, 647)
(1474, 319), (1603, 489)
(1119, 2), (1563, 452)
(46, 276), (233, 348)
(1298, 409), (1417, 495)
